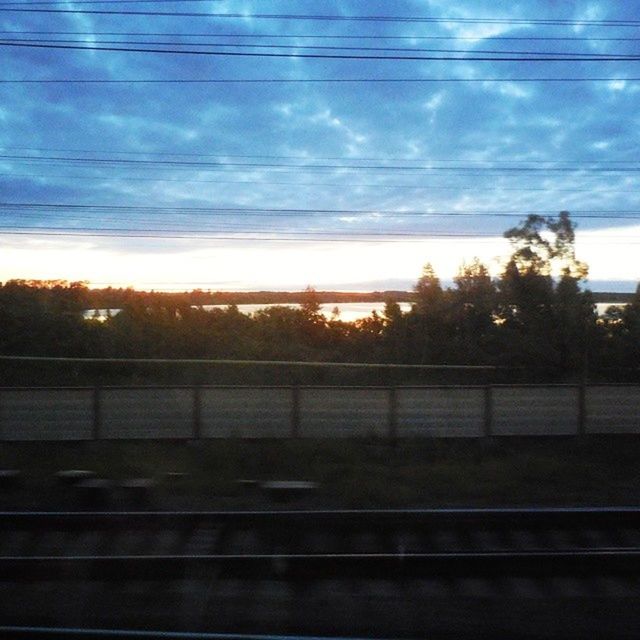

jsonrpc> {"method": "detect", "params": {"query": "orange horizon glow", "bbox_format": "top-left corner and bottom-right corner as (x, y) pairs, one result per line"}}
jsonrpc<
(1, 225), (639, 292)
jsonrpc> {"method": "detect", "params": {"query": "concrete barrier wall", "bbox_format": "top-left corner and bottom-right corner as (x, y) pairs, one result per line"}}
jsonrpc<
(299, 388), (389, 437)
(586, 386), (640, 434)
(100, 388), (193, 439)
(397, 387), (484, 437)
(201, 387), (292, 438)
(0, 388), (93, 441)
(1, 384), (640, 440)
(492, 386), (579, 436)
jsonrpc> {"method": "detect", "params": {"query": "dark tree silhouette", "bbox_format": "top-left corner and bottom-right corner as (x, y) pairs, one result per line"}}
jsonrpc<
(1, 213), (637, 385)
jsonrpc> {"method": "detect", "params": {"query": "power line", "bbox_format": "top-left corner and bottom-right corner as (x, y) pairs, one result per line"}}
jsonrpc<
(0, 227), (507, 241)
(2, 166), (638, 179)
(4, 202), (640, 218)
(0, 0), (226, 4)
(4, 163), (616, 178)
(3, 40), (640, 60)
(3, 37), (633, 57)
(2, 30), (639, 42)
(1, 227), (640, 244)
(2, 145), (640, 165)
(2, 77), (637, 84)
(2, 154), (640, 174)
(5, 204), (640, 236)
(4, 213), (637, 222)
(6, 212), (640, 227)
(3, 172), (637, 194)
(5, 204), (640, 227)
(0, 9), (638, 27)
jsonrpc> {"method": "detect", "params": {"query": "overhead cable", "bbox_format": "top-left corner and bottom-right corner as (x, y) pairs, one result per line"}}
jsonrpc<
(3, 172), (637, 194)
(2, 30), (640, 42)
(1, 37), (635, 57)
(2, 76), (638, 84)
(2, 154), (640, 173)
(0, 9), (638, 27)
(2, 40), (640, 60)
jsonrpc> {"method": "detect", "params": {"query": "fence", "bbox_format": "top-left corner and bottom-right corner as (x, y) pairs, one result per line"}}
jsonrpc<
(0, 384), (639, 441)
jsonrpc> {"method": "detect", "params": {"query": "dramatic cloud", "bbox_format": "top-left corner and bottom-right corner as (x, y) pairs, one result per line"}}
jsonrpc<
(0, 0), (638, 289)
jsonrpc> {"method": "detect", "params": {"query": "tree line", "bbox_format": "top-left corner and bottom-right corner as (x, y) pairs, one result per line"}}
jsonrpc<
(1, 212), (639, 385)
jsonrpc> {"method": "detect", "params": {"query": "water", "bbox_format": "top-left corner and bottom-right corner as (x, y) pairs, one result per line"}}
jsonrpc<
(82, 308), (122, 321)
(84, 302), (413, 323)
(84, 302), (627, 323)
(200, 301), (413, 322)
(595, 302), (628, 316)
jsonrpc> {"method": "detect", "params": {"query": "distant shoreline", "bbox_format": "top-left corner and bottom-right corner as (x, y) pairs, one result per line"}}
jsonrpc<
(86, 289), (416, 307)
(86, 288), (634, 306)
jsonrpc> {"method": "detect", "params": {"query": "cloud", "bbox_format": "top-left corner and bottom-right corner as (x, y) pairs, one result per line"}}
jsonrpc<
(572, 2), (606, 34)
(492, 82), (532, 99)
(424, 0), (530, 40)
(0, 0), (638, 289)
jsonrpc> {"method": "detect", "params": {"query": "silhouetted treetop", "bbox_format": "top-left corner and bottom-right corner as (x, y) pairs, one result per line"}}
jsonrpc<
(503, 211), (587, 279)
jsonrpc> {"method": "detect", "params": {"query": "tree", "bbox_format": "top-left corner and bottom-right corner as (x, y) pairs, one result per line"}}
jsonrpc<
(381, 298), (406, 362)
(382, 298), (402, 324)
(548, 211), (588, 280)
(620, 283), (640, 367)
(300, 285), (322, 321)
(498, 212), (591, 373)
(454, 259), (494, 307)
(0, 280), (92, 357)
(408, 263), (451, 363)
(553, 272), (595, 372)
(251, 305), (310, 359)
(452, 258), (497, 363)
(413, 263), (443, 314)
(503, 214), (553, 275)
(503, 211), (587, 280)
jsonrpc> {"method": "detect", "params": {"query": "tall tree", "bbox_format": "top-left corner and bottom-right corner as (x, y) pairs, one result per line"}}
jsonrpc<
(409, 263), (450, 363)
(503, 214), (554, 275)
(413, 263), (443, 314)
(548, 211), (589, 279)
(382, 297), (407, 362)
(452, 258), (497, 363)
(300, 285), (322, 321)
(498, 212), (591, 373)
(620, 283), (640, 368)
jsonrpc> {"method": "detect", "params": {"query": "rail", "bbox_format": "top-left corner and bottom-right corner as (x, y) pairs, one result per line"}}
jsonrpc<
(3, 508), (640, 638)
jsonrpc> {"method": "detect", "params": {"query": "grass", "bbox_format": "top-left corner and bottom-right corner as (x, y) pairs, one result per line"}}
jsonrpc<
(2, 436), (640, 508)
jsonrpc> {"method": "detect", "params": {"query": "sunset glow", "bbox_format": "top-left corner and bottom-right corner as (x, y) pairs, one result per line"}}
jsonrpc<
(1, 1), (638, 292)
(1, 227), (638, 291)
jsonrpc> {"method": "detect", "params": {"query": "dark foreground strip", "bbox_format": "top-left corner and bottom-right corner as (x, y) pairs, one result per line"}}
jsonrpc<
(0, 627), (370, 640)
(3, 549), (640, 581)
(3, 507), (640, 531)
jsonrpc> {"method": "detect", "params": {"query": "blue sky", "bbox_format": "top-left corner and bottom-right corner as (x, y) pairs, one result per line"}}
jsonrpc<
(1, 0), (639, 291)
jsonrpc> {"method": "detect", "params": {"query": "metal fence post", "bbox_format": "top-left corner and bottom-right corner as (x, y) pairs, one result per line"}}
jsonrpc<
(483, 385), (493, 437)
(192, 385), (202, 439)
(291, 385), (301, 438)
(388, 386), (398, 440)
(92, 386), (102, 440)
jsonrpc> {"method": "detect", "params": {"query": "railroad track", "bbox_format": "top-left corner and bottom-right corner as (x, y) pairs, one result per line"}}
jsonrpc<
(3, 508), (640, 579)
(3, 508), (640, 638)
(5, 549), (640, 582)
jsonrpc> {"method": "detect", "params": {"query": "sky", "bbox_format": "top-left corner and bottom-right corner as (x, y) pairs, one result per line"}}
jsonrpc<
(0, 0), (639, 291)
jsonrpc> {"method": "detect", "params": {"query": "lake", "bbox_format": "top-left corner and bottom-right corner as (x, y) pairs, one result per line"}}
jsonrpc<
(83, 302), (413, 323)
(83, 301), (627, 323)
(199, 302), (413, 322)
(595, 302), (628, 316)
